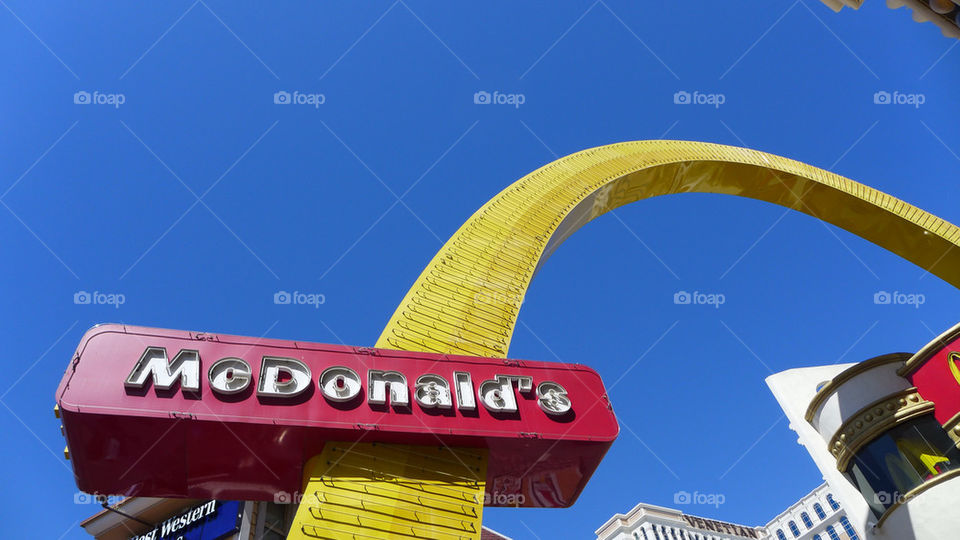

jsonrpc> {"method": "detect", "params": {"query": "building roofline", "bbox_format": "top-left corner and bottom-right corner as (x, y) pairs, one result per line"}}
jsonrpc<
(763, 482), (835, 527)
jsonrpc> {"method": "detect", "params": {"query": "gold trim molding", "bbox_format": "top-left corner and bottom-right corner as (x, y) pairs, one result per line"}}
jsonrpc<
(899, 321), (960, 377)
(828, 388), (934, 471)
(804, 353), (911, 423)
(943, 411), (960, 446)
(876, 468), (960, 528)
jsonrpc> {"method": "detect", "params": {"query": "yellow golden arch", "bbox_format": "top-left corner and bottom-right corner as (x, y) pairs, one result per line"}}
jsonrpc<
(290, 140), (960, 540)
(376, 140), (960, 359)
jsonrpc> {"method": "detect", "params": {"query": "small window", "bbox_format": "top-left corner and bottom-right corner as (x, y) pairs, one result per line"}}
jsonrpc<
(826, 525), (840, 540)
(814, 503), (826, 519)
(788, 521), (800, 537)
(827, 494), (840, 511)
(813, 535), (822, 540)
(776, 530), (787, 540)
(840, 517), (860, 540)
(801, 512), (813, 529)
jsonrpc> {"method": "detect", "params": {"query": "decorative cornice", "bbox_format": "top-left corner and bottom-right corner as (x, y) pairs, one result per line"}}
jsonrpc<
(828, 388), (934, 471)
(804, 353), (911, 423)
(898, 321), (960, 377)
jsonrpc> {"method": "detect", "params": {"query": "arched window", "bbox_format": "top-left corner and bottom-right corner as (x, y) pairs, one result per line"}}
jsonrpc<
(827, 494), (840, 511)
(813, 503), (826, 519)
(826, 525), (840, 540)
(801, 512), (813, 529)
(840, 517), (860, 540)
(788, 521), (800, 537)
(813, 535), (822, 540)
(776, 530), (787, 540)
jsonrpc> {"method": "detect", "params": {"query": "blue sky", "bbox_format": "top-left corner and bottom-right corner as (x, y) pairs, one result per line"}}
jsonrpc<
(2, 1), (959, 538)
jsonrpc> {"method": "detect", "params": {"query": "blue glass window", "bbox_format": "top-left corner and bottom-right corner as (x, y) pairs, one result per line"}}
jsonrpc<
(814, 503), (826, 519)
(840, 517), (860, 540)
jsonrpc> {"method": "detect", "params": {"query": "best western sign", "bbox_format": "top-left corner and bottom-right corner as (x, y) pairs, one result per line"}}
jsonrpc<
(57, 325), (617, 507)
(130, 500), (241, 540)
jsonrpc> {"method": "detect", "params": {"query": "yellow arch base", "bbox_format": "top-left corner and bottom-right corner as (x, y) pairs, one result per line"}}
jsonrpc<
(376, 140), (960, 358)
(289, 443), (487, 539)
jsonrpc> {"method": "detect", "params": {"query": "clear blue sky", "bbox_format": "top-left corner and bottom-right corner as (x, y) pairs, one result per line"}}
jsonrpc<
(2, 1), (959, 538)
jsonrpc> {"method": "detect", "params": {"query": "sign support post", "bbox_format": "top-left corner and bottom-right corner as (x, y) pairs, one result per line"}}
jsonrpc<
(289, 442), (487, 539)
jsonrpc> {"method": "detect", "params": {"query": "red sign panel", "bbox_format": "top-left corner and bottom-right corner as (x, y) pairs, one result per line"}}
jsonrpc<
(56, 324), (618, 507)
(906, 325), (960, 426)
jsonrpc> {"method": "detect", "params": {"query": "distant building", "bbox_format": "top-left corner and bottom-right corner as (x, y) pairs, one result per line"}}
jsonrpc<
(819, 0), (960, 38)
(595, 482), (857, 540)
(764, 483), (859, 540)
(594, 502), (764, 540)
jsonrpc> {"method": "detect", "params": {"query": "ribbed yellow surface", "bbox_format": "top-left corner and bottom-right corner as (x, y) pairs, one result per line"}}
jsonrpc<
(376, 140), (960, 358)
(288, 443), (487, 540)
(291, 140), (960, 539)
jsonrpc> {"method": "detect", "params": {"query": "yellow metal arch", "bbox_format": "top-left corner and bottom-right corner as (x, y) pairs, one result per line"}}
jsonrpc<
(291, 140), (960, 540)
(376, 139), (960, 358)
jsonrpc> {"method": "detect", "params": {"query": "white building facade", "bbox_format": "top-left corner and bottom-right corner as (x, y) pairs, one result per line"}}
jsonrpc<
(594, 482), (857, 540)
(594, 502), (764, 540)
(764, 483), (858, 540)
